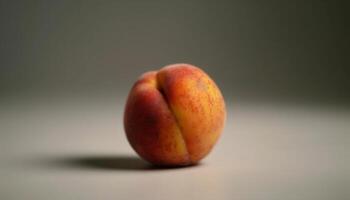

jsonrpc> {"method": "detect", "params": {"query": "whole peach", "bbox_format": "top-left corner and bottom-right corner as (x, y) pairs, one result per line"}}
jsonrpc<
(124, 63), (226, 166)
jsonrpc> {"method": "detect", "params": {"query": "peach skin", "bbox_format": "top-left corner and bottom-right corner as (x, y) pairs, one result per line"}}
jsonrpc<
(124, 63), (226, 166)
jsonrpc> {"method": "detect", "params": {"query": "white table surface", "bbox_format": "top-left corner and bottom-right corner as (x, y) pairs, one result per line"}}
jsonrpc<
(1, 97), (349, 200)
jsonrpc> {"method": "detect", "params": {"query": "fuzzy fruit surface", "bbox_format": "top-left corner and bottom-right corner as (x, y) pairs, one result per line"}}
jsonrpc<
(124, 63), (226, 166)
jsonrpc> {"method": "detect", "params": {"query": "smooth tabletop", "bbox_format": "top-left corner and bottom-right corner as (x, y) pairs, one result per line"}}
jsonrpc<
(1, 97), (349, 200)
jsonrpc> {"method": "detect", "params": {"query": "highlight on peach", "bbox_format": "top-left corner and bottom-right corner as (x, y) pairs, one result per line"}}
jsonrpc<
(124, 63), (226, 166)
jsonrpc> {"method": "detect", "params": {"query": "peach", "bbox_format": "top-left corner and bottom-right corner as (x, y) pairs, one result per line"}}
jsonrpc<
(124, 63), (226, 166)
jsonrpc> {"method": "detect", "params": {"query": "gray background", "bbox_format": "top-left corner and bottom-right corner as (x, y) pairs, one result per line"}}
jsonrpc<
(1, 0), (348, 103)
(1, 1), (349, 200)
